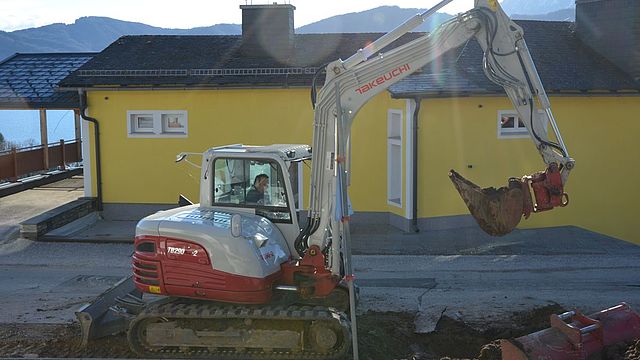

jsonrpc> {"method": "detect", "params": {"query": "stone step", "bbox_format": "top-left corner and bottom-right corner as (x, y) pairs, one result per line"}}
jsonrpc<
(20, 197), (97, 240)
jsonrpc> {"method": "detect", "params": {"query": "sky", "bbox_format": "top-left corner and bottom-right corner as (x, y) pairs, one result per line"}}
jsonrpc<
(0, 0), (480, 32)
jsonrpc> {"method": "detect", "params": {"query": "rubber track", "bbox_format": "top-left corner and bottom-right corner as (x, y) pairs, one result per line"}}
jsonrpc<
(128, 301), (351, 360)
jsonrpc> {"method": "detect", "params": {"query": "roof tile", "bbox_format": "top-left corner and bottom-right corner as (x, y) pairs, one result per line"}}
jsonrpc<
(0, 53), (95, 109)
(390, 21), (640, 97)
(57, 20), (640, 95)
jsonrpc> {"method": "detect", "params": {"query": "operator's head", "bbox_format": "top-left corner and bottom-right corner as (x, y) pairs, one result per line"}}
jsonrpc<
(253, 174), (269, 193)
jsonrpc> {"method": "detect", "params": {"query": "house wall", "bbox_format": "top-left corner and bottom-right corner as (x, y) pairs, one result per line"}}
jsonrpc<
(418, 95), (640, 244)
(84, 89), (409, 219)
(83, 89), (640, 244)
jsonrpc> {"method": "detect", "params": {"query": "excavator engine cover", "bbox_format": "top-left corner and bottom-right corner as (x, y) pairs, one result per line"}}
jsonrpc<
(449, 170), (526, 236)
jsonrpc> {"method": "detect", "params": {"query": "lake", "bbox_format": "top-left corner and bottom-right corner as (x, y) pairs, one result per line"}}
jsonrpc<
(0, 110), (77, 147)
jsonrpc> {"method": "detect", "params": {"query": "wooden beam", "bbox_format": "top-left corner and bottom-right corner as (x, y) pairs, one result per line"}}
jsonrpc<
(40, 109), (49, 169)
(74, 109), (81, 141)
(74, 109), (82, 161)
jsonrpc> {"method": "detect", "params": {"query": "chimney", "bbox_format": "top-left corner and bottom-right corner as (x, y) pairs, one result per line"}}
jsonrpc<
(240, 3), (296, 57)
(576, 0), (640, 80)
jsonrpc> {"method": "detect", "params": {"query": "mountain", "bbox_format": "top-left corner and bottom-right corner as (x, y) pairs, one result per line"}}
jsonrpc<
(0, 2), (578, 61)
(0, 17), (241, 61)
(512, 8), (575, 22)
(500, 0), (575, 15)
(297, 6), (451, 34)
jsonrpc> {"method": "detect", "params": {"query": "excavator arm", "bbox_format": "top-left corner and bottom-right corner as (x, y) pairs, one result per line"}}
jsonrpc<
(297, 0), (575, 274)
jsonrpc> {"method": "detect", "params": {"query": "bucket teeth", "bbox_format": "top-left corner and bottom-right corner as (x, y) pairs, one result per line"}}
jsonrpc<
(449, 170), (525, 236)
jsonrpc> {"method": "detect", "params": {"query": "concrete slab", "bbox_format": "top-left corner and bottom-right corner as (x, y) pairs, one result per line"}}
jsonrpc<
(43, 214), (135, 243)
(0, 176), (83, 243)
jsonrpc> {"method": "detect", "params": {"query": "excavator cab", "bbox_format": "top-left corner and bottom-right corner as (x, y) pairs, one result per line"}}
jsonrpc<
(205, 144), (312, 248)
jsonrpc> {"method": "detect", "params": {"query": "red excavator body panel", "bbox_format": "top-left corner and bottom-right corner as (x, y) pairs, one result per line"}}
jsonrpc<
(132, 235), (281, 304)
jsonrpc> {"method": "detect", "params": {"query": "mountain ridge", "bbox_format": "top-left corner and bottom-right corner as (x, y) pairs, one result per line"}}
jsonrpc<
(0, 1), (576, 61)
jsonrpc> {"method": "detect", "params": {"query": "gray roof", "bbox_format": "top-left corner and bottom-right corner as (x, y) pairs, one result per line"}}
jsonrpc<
(58, 21), (640, 96)
(389, 21), (640, 98)
(0, 53), (96, 109)
(59, 33), (422, 89)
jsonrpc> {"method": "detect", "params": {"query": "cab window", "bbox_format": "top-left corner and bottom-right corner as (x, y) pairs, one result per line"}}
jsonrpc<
(213, 158), (292, 223)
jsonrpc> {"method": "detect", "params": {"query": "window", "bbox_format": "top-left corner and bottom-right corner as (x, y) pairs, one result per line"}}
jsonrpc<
(287, 162), (304, 211)
(213, 158), (292, 223)
(132, 114), (154, 133)
(387, 109), (402, 207)
(127, 110), (187, 137)
(162, 113), (187, 133)
(498, 110), (548, 139)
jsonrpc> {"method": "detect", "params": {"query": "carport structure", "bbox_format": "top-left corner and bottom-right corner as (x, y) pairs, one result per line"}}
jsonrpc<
(0, 53), (95, 186)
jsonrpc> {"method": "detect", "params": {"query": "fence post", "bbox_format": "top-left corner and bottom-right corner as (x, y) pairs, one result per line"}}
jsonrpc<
(60, 139), (66, 170)
(11, 147), (18, 182)
(40, 109), (49, 170)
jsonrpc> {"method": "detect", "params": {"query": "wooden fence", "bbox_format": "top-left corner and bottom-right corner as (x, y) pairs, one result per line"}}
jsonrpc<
(0, 139), (81, 182)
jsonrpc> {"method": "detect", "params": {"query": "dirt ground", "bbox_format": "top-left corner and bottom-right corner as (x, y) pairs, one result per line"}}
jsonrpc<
(0, 306), (638, 359)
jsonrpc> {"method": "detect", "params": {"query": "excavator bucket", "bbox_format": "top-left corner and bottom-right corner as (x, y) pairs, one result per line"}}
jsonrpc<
(500, 303), (640, 360)
(449, 170), (528, 236)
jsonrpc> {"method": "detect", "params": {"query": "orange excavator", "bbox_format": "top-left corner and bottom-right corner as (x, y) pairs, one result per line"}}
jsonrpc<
(76, 0), (640, 359)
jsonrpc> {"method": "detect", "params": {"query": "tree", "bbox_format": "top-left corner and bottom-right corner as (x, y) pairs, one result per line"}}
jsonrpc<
(0, 132), (4, 150)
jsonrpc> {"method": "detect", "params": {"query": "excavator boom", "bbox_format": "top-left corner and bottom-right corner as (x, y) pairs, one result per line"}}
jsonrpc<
(301, 0), (575, 252)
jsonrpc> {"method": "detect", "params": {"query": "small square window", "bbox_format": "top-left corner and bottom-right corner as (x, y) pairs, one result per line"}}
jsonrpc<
(162, 113), (186, 133)
(498, 110), (538, 139)
(133, 114), (154, 133)
(500, 115), (525, 129)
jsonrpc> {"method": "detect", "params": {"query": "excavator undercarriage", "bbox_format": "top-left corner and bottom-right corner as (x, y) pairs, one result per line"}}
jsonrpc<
(128, 300), (350, 359)
(77, 276), (353, 359)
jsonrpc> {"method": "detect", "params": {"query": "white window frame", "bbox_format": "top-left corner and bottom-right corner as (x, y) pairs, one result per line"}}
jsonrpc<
(387, 109), (403, 208)
(132, 113), (155, 133)
(127, 110), (188, 138)
(497, 109), (548, 139)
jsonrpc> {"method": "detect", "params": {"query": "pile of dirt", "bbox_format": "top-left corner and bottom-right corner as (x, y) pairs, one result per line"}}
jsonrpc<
(357, 304), (640, 360)
(0, 307), (638, 360)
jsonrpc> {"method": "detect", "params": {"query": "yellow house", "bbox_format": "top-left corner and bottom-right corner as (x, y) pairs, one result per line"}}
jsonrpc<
(60, 2), (640, 244)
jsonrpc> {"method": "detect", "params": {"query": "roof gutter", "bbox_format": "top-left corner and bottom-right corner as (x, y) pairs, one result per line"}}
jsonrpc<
(78, 90), (103, 211)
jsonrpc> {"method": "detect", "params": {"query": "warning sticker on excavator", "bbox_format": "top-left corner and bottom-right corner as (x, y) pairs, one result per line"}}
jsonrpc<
(149, 286), (161, 294)
(487, 0), (498, 11)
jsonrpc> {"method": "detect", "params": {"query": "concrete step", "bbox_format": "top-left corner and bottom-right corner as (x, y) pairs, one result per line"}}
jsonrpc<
(20, 197), (97, 240)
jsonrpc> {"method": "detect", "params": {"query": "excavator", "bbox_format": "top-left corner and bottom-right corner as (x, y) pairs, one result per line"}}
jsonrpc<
(75, 0), (640, 359)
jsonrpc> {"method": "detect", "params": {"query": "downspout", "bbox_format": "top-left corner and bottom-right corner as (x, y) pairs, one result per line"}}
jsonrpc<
(411, 97), (421, 233)
(78, 90), (103, 211)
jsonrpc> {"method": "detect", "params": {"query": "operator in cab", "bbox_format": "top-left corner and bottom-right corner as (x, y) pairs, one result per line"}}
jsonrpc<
(246, 174), (269, 204)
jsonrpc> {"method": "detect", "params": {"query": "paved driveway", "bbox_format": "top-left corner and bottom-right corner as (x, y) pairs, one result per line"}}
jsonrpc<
(1, 176), (639, 333)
